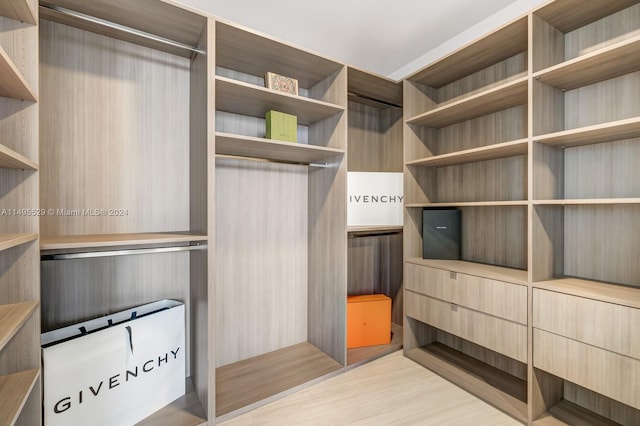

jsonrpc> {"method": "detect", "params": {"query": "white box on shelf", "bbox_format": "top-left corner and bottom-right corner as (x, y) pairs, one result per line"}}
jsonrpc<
(41, 299), (186, 426)
(348, 172), (404, 227)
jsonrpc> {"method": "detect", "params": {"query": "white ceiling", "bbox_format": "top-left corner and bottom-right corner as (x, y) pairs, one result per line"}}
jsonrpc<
(177, 0), (547, 80)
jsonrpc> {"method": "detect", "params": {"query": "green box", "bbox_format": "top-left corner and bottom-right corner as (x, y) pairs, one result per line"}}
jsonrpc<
(265, 110), (297, 143)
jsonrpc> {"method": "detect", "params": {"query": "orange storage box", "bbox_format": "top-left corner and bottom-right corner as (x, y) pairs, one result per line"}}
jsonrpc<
(347, 294), (391, 348)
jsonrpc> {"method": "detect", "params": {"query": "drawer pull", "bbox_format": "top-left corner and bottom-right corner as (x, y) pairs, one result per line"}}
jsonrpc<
(450, 271), (457, 279)
(451, 303), (458, 312)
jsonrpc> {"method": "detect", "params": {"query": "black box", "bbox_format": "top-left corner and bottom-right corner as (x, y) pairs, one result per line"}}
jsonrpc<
(422, 208), (461, 259)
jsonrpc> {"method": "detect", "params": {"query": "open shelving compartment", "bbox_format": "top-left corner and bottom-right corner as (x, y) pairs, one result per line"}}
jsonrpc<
(346, 67), (404, 366)
(402, 14), (530, 423)
(530, 1), (640, 423)
(0, 0), (41, 424)
(37, 1), (214, 424)
(214, 20), (347, 420)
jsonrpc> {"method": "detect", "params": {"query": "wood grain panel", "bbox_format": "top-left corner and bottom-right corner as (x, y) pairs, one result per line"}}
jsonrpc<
(533, 288), (640, 359)
(0, 301), (37, 352)
(534, 399), (619, 426)
(0, 241), (39, 303)
(531, 205), (564, 282)
(535, 117), (640, 148)
(215, 158), (308, 367)
(407, 139), (528, 168)
(532, 142), (564, 200)
(406, 291), (527, 362)
(0, 234), (37, 252)
(215, 342), (341, 417)
(564, 71), (640, 130)
(0, 312), (39, 374)
(0, 144), (37, 170)
(532, 13), (565, 72)
(564, 138), (640, 199)
(40, 20), (191, 236)
(564, 205), (640, 287)
(0, 45), (36, 101)
(347, 66), (402, 107)
(405, 263), (527, 324)
(532, 79), (565, 136)
(564, 381), (640, 426)
(408, 16), (528, 88)
(533, 328), (640, 410)
(534, 278), (640, 309)
(406, 258), (528, 284)
(564, 3), (640, 60)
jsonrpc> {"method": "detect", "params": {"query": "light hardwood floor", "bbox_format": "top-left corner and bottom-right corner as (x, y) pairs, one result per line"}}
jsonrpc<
(220, 350), (520, 425)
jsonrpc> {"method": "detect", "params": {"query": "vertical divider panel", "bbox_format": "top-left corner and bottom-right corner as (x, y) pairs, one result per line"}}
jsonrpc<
(189, 16), (215, 419)
(308, 66), (348, 365)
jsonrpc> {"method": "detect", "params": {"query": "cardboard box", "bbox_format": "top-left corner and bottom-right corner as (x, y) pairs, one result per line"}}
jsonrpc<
(347, 294), (391, 348)
(266, 110), (297, 142)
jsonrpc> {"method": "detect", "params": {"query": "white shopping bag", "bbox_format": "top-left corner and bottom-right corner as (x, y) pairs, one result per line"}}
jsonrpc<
(42, 299), (186, 426)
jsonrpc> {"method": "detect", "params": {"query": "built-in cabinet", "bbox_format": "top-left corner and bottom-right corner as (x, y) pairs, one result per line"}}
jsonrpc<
(0, 0), (41, 424)
(403, 1), (640, 425)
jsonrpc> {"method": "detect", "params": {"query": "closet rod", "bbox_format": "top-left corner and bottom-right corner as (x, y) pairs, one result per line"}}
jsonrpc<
(41, 243), (207, 261)
(39, 2), (207, 55)
(216, 154), (330, 168)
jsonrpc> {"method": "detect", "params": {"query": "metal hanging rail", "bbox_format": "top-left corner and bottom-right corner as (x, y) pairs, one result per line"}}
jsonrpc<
(41, 243), (207, 261)
(39, 2), (207, 56)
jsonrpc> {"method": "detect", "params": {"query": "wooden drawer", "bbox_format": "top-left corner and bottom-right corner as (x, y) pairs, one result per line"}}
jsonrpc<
(534, 328), (640, 410)
(405, 291), (527, 362)
(405, 263), (527, 324)
(533, 289), (640, 360)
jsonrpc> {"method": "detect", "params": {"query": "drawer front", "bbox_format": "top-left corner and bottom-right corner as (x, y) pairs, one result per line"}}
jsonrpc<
(534, 328), (640, 410)
(533, 289), (640, 360)
(406, 291), (527, 362)
(405, 263), (527, 324)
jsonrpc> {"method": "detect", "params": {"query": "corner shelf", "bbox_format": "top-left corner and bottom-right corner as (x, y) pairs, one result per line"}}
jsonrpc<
(0, 368), (40, 426)
(0, 0), (37, 25)
(215, 76), (344, 126)
(405, 343), (527, 423)
(406, 77), (528, 128)
(406, 258), (528, 285)
(0, 45), (37, 101)
(0, 301), (38, 352)
(534, 117), (640, 148)
(215, 132), (344, 164)
(40, 232), (208, 251)
(533, 278), (640, 310)
(406, 139), (528, 168)
(533, 35), (640, 90)
(0, 144), (37, 170)
(0, 233), (38, 253)
(215, 342), (342, 418)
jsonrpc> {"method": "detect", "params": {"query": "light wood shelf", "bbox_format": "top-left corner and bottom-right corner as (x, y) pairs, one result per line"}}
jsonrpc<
(40, 232), (207, 251)
(137, 378), (206, 426)
(347, 226), (403, 236)
(534, 399), (619, 426)
(405, 344), (527, 423)
(534, 35), (640, 91)
(0, 0), (37, 24)
(347, 323), (403, 366)
(0, 45), (36, 101)
(347, 66), (402, 107)
(406, 258), (528, 285)
(408, 17), (528, 88)
(534, 278), (640, 310)
(0, 144), (37, 170)
(533, 198), (640, 205)
(406, 77), (528, 128)
(406, 201), (528, 208)
(0, 368), (39, 426)
(215, 132), (344, 164)
(0, 233), (38, 253)
(215, 76), (344, 126)
(407, 139), (528, 168)
(0, 301), (38, 353)
(216, 20), (343, 89)
(534, 117), (640, 148)
(533, 0), (638, 33)
(215, 342), (342, 418)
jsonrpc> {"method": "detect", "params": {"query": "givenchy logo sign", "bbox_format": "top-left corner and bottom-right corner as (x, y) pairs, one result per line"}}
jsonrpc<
(52, 347), (181, 414)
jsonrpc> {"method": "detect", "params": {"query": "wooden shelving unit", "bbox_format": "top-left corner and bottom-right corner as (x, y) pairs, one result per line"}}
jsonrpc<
(0, 144), (38, 170)
(0, 369), (40, 426)
(406, 77), (528, 128)
(406, 201), (528, 208)
(0, 1), (40, 423)
(215, 132), (344, 164)
(406, 139), (528, 168)
(534, 117), (640, 148)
